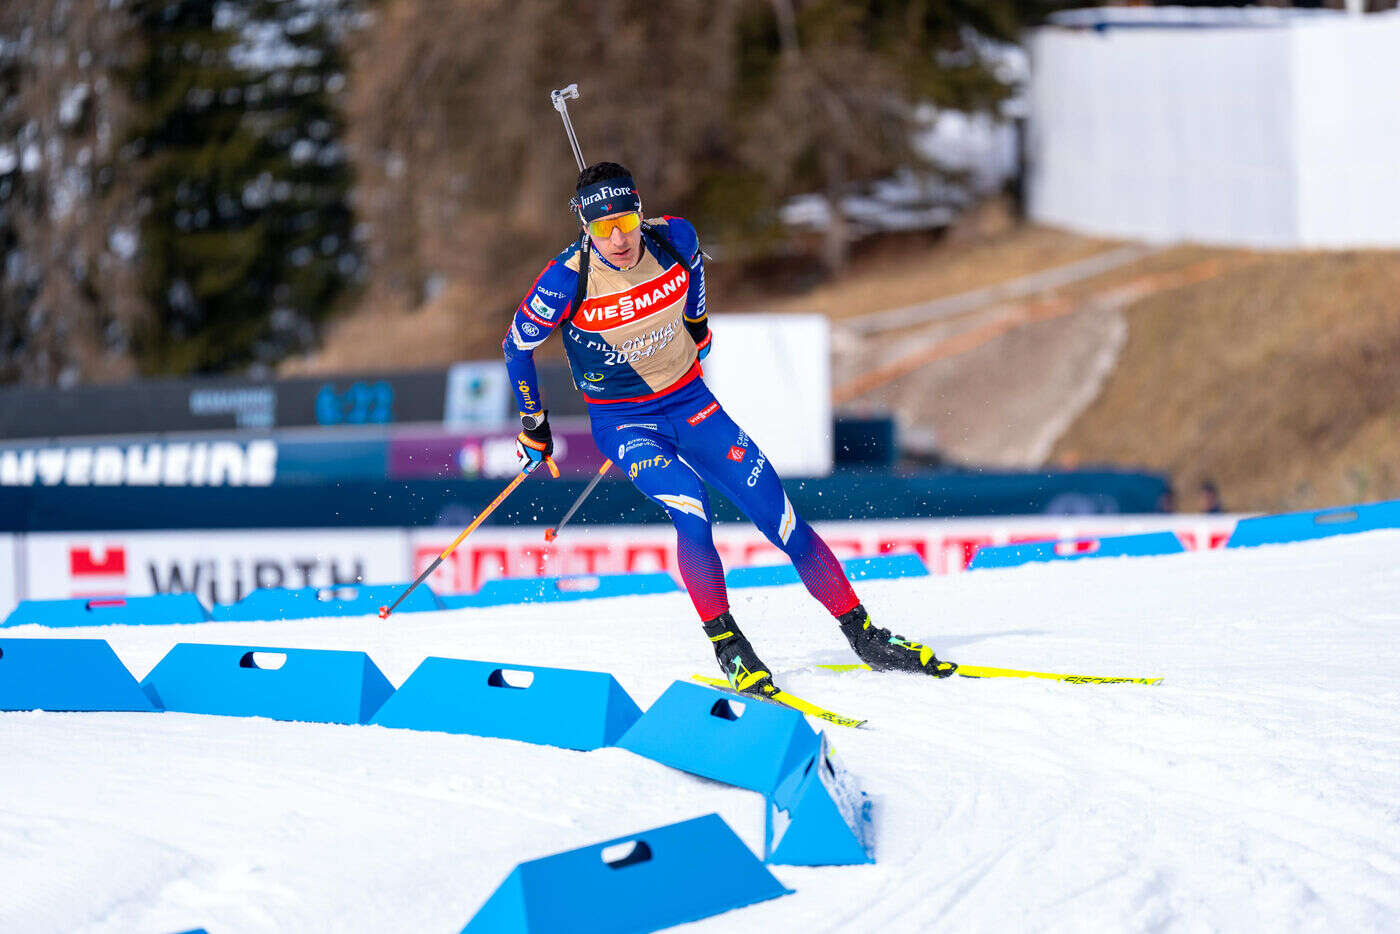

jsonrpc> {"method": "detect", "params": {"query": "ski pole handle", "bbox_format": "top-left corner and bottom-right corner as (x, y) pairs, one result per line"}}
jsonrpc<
(550, 84), (586, 172)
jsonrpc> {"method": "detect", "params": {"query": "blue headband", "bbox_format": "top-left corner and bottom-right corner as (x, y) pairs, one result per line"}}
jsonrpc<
(575, 176), (641, 223)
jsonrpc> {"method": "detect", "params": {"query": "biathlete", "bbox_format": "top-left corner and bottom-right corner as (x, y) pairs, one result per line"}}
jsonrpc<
(503, 161), (956, 696)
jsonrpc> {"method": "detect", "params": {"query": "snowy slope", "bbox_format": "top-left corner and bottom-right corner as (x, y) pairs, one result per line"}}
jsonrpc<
(4, 530), (1400, 933)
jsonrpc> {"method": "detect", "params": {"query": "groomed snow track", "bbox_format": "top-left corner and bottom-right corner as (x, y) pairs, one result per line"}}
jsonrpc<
(5, 531), (1400, 932)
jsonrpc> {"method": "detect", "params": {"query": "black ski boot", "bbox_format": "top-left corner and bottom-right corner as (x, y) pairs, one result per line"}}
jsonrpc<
(702, 612), (779, 698)
(837, 604), (957, 677)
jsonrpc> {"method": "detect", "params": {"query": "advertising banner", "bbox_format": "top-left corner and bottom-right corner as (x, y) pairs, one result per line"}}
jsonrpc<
(9, 515), (1236, 610)
(444, 362), (513, 429)
(0, 440), (278, 487)
(388, 428), (605, 480)
(24, 529), (407, 607)
(407, 515), (1238, 594)
(0, 370), (449, 441)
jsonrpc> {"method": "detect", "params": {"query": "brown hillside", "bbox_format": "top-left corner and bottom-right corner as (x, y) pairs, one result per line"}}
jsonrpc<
(1054, 250), (1400, 513)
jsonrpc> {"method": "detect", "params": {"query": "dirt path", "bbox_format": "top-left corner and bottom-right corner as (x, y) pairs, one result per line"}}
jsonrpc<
(835, 250), (1245, 468)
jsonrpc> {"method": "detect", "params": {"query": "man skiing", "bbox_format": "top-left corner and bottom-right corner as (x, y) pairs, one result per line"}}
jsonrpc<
(502, 162), (956, 697)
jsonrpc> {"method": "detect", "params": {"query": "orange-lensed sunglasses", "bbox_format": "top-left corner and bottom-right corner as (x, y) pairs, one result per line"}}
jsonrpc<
(586, 211), (642, 239)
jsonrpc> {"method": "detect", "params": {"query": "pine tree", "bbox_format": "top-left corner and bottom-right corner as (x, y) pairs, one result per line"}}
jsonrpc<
(0, 0), (147, 385)
(126, 0), (358, 374)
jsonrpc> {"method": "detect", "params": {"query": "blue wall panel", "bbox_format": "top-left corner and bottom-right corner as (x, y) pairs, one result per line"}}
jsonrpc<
(463, 814), (790, 933)
(969, 531), (1184, 570)
(442, 572), (678, 609)
(211, 584), (441, 621)
(3, 594), (209, 628)
(727, 553), (928, 590)
(140, 643), (394, 724)
(1226, 499), (1400, 548)
(0, 638), (157, 712)
(371, 657), (641, 750)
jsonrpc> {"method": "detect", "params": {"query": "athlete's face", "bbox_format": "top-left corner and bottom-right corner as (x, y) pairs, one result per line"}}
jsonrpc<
(589, 211), (643, 268)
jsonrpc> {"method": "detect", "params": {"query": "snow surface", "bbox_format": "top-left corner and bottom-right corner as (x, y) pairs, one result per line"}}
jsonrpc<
(5, 530), (1400, 933)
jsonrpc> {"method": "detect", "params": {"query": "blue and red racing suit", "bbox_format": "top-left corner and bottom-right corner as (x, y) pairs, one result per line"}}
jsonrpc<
(503, 217), (858, 622)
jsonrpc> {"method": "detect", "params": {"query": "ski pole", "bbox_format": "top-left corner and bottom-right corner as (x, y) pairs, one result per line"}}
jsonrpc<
(545, 459), (612, 542)
(550, 84), (587, 171)
(378, 458), (555, 619)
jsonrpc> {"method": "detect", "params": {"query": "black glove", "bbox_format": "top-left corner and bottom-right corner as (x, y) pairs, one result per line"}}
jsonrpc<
(686, 318), (711, 360)
(516, 410), (553, 470)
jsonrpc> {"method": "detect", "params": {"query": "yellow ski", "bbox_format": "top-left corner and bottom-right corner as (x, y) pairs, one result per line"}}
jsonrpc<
(818, 663), (1162, 686)
(690, 675), (867, 729)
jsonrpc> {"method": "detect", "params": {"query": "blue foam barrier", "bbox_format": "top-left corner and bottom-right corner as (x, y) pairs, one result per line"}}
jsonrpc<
(727, 552), (928, 590)
(370, 658), (642, 750)
(765, 733), (873, 866)
(139, 643), (394, 724)
(0, 638), (158, 712)
(840, 552), (929, 580)
(463, 813), (790, 934)
(967, 531), (1185, 570)
(209, 584), (441, 621)
(441, 572), (679, 609)
(2, 594), (211, 629)
(616, 681), (819, 794)
(1226, 499), (1400, 548)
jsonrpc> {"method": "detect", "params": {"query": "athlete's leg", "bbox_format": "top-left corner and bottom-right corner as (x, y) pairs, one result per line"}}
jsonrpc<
(592, 415), (780, 693)
(592, 420), (728, 620)
(674, 398), (955, 677)
(674, 399), (858, 617)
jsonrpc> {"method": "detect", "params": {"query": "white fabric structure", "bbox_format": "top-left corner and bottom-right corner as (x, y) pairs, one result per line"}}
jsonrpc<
(1027, 14), (1400, 247)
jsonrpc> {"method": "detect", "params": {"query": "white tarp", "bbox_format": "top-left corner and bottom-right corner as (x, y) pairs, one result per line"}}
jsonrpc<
(1028, 16), (1400, 248)
(703, 314), (832, 476)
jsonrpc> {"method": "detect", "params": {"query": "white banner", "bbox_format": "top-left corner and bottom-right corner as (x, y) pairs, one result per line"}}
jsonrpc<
(0, 440), (278, 487)
(0, 535), (16, 611)
(444, 362), (511, 430)
(704, 314), (832, 476)
(1028, 17), (1400, 248)
(24, 530), (408, 607)
(408, 515), (1238, 594)
(9, 516), (1237, 610)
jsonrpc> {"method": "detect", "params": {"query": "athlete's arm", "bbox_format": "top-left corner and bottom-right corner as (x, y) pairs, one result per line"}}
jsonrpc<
(663, 216), (710, 359)
(501, 257), (577, 416)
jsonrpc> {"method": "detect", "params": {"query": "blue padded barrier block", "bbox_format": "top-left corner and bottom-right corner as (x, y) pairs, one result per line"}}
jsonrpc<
(841, 552), (929, 581)
(441, 572), (678, 609)
(370, 658), (642, 750)
(765, 734), (873, 866)
(723, 563), (800, 589)
(2, 594), (210, 629)
(968, 531), (1185, 570)
(462, 813), (790, 934)
(139, 643), (394, 724)
(210, 584), (441, 621)
(0, 638), (157, 712)
(1226, 499), (1400, 548)
(616, 681), (819, 794)
(727, 552), (928, 590)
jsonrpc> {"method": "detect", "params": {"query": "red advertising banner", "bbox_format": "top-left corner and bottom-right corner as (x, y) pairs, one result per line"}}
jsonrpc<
(10, 517), (1238, 609)
(406, 516), (1238, 594)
